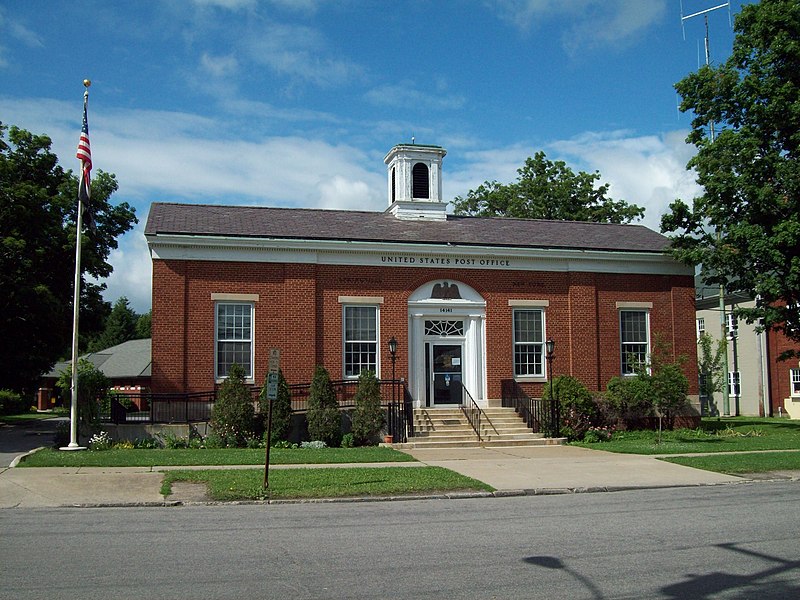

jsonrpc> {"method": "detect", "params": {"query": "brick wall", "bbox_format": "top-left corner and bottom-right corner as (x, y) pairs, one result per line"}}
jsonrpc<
(151, 259), (697, 400)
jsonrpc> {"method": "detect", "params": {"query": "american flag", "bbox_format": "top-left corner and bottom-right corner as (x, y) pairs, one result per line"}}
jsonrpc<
(76, 97), (92, 204)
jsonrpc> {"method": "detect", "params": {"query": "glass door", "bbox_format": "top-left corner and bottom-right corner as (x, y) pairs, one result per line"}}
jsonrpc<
(430, 344), (463, 405)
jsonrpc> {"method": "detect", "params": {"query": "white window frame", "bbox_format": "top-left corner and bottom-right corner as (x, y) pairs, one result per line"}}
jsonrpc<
(620, 309), (650, 376)
(342, 304), (379, 379)
(728, 371), (741, 397)
(513, 308), (546, 379)
(214, 302), (254, 382)
(790, 369), (800, 398)
(726, 312), (737, 336)
(696, 317), (705, 338)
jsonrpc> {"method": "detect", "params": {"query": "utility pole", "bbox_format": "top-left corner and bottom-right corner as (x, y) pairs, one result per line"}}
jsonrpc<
(681, 2), (732, 416)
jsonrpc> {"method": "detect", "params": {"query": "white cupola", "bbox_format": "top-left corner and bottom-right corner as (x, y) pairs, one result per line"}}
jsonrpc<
(384, 143), (448, 220)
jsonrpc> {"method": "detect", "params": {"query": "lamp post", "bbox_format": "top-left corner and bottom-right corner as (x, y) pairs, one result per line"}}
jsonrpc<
(545, 338), (557, 438)
(387, 336), (398, 442)
(388, 336), (398, 403)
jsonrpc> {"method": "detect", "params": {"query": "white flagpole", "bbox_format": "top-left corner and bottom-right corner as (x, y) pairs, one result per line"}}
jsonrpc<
(62, 80), (91, 450)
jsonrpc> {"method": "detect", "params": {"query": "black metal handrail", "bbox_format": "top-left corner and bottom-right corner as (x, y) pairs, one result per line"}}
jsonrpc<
(386, 380), (414, 443)
(455, 380), (483, 442)
(500, 379), (544, 434)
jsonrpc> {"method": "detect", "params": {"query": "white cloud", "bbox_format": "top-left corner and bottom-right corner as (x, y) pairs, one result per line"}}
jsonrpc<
(244, 22), (364, 88)
(486, 0), (667, 51)
(365, 82), (466, 111)
(550, 129), (701, 231)
(93, 222), (153, 315)
(200, 52), (239, 77)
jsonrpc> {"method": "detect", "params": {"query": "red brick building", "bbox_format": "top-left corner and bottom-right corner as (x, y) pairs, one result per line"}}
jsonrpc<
(145, 144), (698, 410)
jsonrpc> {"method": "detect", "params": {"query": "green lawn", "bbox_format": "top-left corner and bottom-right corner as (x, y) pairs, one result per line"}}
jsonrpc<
(663, 451), (800, 475)
(0, 411), (66, 424)
(161, 466), (493, 501)
(19, 446), (416, 468)
(572, 418), (800, 455)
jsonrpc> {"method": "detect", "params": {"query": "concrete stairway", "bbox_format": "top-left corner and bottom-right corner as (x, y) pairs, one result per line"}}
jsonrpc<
(395, 407), (563, 449)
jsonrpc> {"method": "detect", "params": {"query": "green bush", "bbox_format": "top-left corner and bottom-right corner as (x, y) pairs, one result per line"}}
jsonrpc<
(340, 433), (355, 448)
(210, 363), (255, 447)
(259, 369), (293, 445)
(544, 376), (598, 440)
(306, 365), (341, 446)
(651, 362), (689, 430)
(351, 370), (385, 445)
(55, 359), (110, 434)
(0, 389), (27, 415)
(605, 376), (654, 427)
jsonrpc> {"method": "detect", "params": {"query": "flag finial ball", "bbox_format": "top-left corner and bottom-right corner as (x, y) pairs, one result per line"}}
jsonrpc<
(83, 79), (91, 88)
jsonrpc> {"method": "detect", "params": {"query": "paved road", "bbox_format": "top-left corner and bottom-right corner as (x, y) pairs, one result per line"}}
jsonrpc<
(0, 417), (64, 467)
(1, 482), (798, 599)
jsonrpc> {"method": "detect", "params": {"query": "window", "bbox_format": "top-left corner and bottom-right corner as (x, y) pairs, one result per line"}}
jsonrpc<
(726, 312), (737, 336)
(513, 309), (545, 377)
(728, 371), (741, 397)
(425, 320), (464, 336)
(412, 162), (429, 198)
(791, 369), (800, 397)
(620, 310), (649, 375)
(215, 303), (253, 379)
(696, 318), (705, 338)
(343, 305), (378, 378)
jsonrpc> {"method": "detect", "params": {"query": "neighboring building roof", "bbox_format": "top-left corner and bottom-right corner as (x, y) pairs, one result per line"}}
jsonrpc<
(45, 338), (152, 380)
(145, 202), (672, 254)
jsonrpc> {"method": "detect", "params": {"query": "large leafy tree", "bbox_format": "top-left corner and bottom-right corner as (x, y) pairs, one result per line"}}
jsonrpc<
(661, 0), (800, 350)
(452, 151), (644, 223)
(0, 123), (136, 393)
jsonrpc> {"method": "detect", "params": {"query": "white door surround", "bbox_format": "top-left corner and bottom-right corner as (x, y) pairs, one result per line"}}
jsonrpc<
(407, 280), (487, 408)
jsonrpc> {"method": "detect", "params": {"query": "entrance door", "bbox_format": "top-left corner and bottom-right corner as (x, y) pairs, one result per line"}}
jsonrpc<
(430, 343), (463, 405)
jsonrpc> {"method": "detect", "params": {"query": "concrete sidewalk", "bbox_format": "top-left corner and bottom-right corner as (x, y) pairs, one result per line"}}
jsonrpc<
(0, 444), (755, 508)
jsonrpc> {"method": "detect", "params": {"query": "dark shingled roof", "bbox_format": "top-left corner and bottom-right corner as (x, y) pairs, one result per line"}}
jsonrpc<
(145, 202), (671, 253)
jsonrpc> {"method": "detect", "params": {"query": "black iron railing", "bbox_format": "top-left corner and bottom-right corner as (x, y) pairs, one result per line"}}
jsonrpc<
(100, 379), (415, 435)
(386, 382), (414, 443)
(500, 379), (545, 434)
(455, 380), (483, 442)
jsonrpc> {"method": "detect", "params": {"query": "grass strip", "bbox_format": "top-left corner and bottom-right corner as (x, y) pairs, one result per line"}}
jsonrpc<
(661, 451), (800, 475)
(161, 466), (494, 501)
(19, 446), (416, 468)
(0, 412), (66, 424)
(572, 418), (800, 455)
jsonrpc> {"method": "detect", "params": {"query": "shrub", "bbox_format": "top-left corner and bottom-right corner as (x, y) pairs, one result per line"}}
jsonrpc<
(210, 363), (255, 447)
(55, 359), (110, 433)
(259, 369), (293, 445)
(340, 433), (355, 448)
(306, 365), (341, 446)
(351, 370), (385, 445)
(651, 362), (689, 431)
(544, 375), (597, 440)
(605, 376), (654, 427)
(0, 389), (27, 415)
(301, 440), (327, 449)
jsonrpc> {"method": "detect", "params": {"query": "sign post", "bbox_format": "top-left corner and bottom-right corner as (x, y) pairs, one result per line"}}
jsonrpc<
(264, 349), (280, 490)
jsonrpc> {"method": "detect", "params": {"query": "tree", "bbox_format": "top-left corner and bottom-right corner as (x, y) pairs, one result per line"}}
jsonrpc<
(697, 332), (726, 416)
(210, 363), (255, 447)
(86, 297), (138, 352)
(351, 370), (385, 445)
(306, 365), (341, 446)
(0, 123), (137, 393)
(452, 151), (644, 223)
(661, 0), (800, 353)
(135, 311), (152, 339)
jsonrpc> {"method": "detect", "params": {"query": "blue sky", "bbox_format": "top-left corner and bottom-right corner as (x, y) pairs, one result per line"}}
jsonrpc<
(0, 0), (744, 313)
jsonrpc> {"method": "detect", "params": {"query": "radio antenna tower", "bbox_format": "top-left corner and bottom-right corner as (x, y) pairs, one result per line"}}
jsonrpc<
(680, 1), (733, 417)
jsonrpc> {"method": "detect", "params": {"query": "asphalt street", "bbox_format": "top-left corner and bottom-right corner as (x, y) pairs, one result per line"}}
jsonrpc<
(1, 482), (799, 600)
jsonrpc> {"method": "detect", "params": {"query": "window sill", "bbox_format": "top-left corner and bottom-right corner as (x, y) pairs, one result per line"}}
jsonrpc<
(514, 376), (547, 383)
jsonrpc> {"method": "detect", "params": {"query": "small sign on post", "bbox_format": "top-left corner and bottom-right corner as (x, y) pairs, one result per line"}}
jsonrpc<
(264, 348), (280, 490)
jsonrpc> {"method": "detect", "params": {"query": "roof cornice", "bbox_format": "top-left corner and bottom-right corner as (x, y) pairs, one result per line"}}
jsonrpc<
(146, 233), (692, 276)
